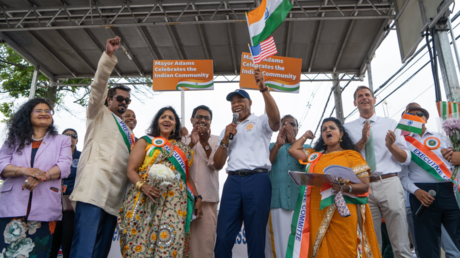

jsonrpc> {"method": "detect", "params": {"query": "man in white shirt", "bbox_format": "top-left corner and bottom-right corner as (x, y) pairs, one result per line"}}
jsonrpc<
(399, 102), (460, 258)
(344, 86), (412, 257)
(213, 66), (281, 258)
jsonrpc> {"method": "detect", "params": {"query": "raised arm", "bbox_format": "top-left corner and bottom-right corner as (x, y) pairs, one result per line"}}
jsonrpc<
(254, 66), (280, 132)
(87, 37), (120, 120)
(288, 130), (315, 162)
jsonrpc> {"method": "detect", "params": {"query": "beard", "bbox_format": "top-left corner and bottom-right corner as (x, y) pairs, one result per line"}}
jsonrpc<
(117, 105), (127, 114)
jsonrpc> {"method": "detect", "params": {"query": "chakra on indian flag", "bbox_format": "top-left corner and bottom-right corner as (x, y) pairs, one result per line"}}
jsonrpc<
(153, 138), (166, 147)
(307, 152), (320, 163)
(424, 137), (440, 150)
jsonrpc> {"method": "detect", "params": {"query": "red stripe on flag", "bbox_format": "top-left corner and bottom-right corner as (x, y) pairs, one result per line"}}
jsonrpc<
(253, 36), (277, 64)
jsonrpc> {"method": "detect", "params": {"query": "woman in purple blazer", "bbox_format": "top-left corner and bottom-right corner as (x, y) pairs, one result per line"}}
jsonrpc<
(0, 98), (72, 258)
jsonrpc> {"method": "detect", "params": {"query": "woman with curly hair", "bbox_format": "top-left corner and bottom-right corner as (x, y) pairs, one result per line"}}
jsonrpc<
(118, 106), (203, 258)
(0, 98), (72, 258)
(287, 117), (381, 258)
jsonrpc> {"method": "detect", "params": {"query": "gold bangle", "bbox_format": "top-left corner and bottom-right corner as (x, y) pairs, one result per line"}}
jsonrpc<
(302, 136), (307, 141)
(14, 166), (22, 176)
(136, 181), (145, 191)
(135, 181), (142, 191)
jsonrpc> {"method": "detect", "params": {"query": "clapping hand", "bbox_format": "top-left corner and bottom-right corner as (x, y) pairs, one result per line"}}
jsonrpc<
(362, 120), (371, 143)
(276, 126), (286, 146)
(385, 130), (396, 149)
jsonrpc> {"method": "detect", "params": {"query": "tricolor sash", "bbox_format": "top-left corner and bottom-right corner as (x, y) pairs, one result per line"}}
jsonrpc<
(142, 136), (195, 234)
(111, 113), (133, 152)
(286, 152), (321, 258)
(405, 136), (460, 208)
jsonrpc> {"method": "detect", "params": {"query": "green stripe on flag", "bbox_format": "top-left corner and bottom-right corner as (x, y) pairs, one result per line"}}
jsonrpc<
(251, 0), (293, 46)
(443, 101), (448, 120)
(396, 124), (422, 134)
(319, 195), (335, 210)
(266, 83), (299, 92)
(176, 82), (214, 90)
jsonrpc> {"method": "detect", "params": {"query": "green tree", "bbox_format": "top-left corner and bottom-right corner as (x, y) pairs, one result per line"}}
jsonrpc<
(0, 43), (153, 122)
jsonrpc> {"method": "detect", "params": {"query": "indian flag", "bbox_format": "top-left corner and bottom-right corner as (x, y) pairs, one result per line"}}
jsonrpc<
(396, 113), (425, 134)
(319, 184), (368, 210)
(247, 0), (292, 46)
(175, 79), (214, 90)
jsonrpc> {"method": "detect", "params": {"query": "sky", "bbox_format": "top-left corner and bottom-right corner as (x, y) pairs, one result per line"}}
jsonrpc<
(1, 20), (459, 196)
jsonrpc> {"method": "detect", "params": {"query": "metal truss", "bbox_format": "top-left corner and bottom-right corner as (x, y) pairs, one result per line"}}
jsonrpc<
(0, 0), (394, 32)
(53, 72), (361, 88)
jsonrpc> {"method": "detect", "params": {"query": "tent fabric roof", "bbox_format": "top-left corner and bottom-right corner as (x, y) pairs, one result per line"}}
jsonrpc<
(0, 0), (394, 81)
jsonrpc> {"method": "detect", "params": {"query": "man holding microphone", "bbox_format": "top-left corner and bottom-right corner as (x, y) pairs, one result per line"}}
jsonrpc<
(213, 65), (281, 258)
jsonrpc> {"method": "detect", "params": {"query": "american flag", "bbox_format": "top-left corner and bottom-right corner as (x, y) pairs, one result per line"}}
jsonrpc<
(249, 36), (278, 64)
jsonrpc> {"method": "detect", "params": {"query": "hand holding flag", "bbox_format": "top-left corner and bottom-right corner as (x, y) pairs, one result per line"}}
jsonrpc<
(396, 113), (425, 134)
(254, 65), (266, 90)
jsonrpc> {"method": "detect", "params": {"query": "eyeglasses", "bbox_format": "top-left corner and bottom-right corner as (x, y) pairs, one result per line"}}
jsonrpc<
(64, 133), (77, 139)
(114, 95), (131, 104)
(407, 111), (425, 117)
(195, 115), (211, 121)
(34, 109), (54, 115)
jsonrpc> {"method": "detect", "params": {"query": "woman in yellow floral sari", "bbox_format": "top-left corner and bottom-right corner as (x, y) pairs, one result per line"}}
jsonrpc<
(287, 117), (380, 258)
(118, 107), (203, 258)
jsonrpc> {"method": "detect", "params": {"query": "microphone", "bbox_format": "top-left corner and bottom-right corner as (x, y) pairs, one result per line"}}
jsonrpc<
(415, 190), (436, 217)
(229, 113), (239, 140)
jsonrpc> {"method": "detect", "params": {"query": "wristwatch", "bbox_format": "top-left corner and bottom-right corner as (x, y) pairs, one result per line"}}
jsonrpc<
(195, 195), (203, 201)
(220, 141), (228, 149)
(203, 144), (210, 151)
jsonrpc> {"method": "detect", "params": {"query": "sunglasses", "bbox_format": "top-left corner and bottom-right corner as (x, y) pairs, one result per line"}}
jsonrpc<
(195, 115), (211, 121)
(114, 95), (131, 104)
(64, 133), (77, 139)
(407, 111), (425, 117)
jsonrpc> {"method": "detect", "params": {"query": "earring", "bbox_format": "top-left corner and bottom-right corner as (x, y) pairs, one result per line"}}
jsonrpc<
(339, 136), (343, 142)
(157, 127), (160, 134)
(172, 127), (176, 135)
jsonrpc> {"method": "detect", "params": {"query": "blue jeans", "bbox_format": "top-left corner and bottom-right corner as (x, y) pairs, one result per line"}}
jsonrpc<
(70, 202), (117, 258)
(215, 173), (272, 258)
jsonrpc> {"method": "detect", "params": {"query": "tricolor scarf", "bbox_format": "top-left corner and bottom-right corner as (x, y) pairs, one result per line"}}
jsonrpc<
(319, 185), (369, 210)
(111, 113), (133, 152)
(286, 152), (321, 258)
(143, 136), (195, 233)
(405, 136), (460, 209)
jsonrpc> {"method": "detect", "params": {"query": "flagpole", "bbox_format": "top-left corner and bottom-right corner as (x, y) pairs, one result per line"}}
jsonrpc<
(245, 12), (253, 47)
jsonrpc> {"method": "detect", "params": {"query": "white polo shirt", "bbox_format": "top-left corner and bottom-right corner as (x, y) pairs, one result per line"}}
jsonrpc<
(218, 113), (273, 172)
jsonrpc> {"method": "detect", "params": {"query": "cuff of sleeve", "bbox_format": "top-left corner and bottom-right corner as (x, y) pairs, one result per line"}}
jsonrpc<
(408, 184), (419, 195)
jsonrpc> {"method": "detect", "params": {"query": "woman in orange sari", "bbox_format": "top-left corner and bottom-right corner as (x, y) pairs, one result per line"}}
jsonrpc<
(287, 117), (381, 258)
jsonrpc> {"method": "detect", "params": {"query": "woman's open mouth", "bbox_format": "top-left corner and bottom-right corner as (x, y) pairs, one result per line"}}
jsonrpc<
(326, 133), (333, 138)
(162, 123), (171, 130)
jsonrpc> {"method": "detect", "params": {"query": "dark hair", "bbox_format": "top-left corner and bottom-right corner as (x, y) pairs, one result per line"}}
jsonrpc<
(281, 114), (298, 127)
(147, 106), (182, 141)
(313, 117), (357, 152)
(62, 128), (78, 138)
(6, 98), (58, 154)
(104, 84), (131, 106)
(191, 105), (213, 120)
(353, 86), (374, 100)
